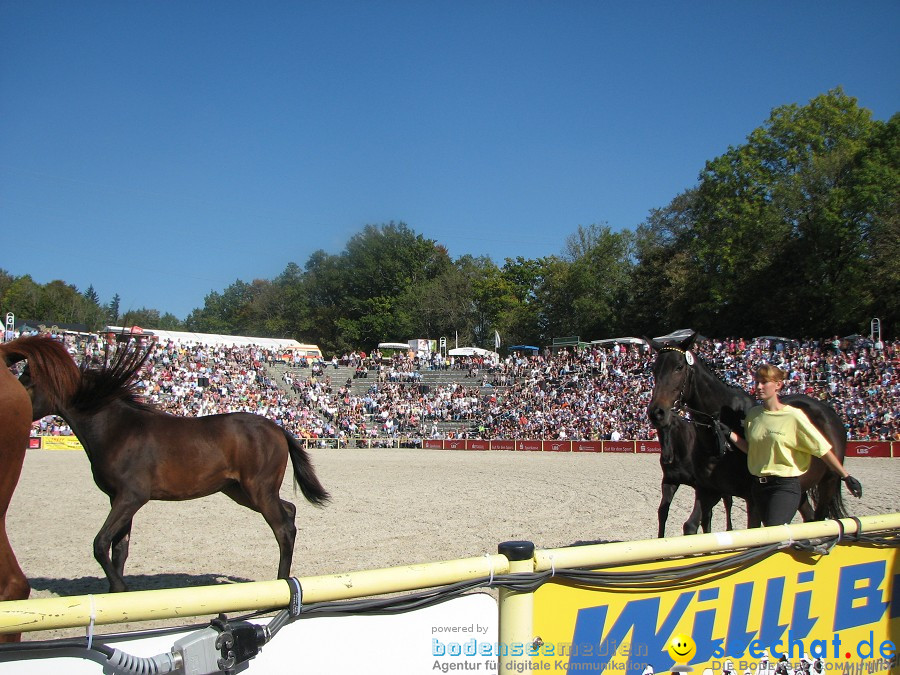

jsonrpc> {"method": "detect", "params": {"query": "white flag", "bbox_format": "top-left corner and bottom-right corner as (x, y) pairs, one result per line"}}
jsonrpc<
(494, 330), (501, 349)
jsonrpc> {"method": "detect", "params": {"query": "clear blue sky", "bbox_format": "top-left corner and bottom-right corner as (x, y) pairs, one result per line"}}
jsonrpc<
(2, 1), (897, 321)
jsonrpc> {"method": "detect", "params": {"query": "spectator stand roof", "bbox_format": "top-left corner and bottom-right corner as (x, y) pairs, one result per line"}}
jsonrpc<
(377, 342), (413, 351)
(590, 337), (646, 347)
(103, 327), (302, 350)
(448, 347), (499, 360)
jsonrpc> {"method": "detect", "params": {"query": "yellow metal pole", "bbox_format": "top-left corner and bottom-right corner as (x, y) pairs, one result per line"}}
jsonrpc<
(497, 540), (536, 673)
(0, 553), (510, 635)
(533, 513), (900, 571)
(0, 580), (289, 636)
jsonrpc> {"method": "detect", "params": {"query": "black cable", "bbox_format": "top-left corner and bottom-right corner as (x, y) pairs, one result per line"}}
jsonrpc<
(0, 635), (114, 658)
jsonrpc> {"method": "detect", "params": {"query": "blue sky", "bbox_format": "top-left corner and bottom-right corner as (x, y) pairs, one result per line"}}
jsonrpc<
(1, 1), (898, 321)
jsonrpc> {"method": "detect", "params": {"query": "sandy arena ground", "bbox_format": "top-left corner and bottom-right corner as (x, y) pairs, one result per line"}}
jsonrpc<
(6, 448), (899, 639)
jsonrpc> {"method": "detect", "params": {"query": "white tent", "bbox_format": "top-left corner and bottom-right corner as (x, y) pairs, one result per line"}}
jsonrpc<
(377, 342), (412, 351)
(104, 327), (302, 350)
(448, 346), (499, 361)
(590, 336), (646, 347)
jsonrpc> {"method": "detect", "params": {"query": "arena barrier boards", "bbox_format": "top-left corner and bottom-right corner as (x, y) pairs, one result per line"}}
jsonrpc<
(0, 514), (898, 674)
(29, 436), (900, 456)
(425, 438), (899, 457)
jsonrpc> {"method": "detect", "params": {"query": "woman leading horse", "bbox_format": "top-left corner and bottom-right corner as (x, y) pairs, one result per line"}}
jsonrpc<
(647, 331), (856, 524)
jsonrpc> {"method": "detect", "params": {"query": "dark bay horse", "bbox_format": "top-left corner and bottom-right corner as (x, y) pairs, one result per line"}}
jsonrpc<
(21, 342), (330, 592)
(647, 331), (848, 522)
(656, 413), (748, 537)
(1, 336), (80, 641)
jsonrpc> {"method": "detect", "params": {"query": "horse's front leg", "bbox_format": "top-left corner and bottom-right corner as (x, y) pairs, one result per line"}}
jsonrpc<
(723, 495), (734, 531)
(95, 496), (146, 593)
(657, 482), (679, 538)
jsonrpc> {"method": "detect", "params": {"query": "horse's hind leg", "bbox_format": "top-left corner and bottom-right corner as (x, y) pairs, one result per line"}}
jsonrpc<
(683, 494), (704, 535)
(96, 496), (145, 593)
(266, 497), (297, 579)
(224, 485), (297, 579)
(694, 489), (722, 534)
(798, 493), (814, 522)
(111, 520), (133, 580)
(723, 496), (734, 531)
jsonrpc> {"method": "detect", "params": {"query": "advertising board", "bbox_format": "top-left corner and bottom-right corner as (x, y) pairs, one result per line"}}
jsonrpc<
(516, 440), (542, 452)
(846, 441), (892, 458)
(531, 545), (898, 674)
(602, 440), (634, 453)
(543, 441), (572, 452)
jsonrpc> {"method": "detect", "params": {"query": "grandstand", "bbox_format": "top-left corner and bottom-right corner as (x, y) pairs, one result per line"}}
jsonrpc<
(23, 329), (900, 446)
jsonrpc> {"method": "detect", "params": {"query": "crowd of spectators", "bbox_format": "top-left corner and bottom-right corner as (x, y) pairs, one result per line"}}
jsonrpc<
(22, 330), (900, 444)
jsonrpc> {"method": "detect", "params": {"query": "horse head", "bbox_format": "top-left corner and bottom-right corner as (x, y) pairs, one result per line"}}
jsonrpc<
(17, 364), (59, 420)
(655, 420), (677, 465)
(646, 331), (699, 429)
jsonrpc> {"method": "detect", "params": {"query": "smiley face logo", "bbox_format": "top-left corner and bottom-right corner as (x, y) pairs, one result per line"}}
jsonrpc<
(667, 633), (696, 664)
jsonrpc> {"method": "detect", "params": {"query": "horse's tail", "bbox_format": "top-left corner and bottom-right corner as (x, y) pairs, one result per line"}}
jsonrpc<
(0, 336), (80, 407)
(809, 473), (849, 521)
(283, 429), (331, 506)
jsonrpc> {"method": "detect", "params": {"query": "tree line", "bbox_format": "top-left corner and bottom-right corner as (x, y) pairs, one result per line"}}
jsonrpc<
(3, 89), (897, 354)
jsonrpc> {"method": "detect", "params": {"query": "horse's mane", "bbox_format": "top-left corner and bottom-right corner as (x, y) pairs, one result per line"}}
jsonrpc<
(692, 350), (753, 402)
(72, 343), (159, 414)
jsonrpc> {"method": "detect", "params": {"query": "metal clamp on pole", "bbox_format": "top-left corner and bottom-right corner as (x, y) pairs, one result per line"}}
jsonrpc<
(265, 577), (303, 642)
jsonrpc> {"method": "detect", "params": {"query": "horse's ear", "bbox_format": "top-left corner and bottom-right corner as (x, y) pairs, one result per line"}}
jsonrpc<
(678, 331), (698, 351)
(643, 336), (659, 353)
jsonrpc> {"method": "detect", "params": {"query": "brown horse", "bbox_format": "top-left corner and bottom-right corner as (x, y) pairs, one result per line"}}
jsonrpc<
(0, 336), (80, 641)
(647, 331), (848, 522)
(20, 341), (330, 593)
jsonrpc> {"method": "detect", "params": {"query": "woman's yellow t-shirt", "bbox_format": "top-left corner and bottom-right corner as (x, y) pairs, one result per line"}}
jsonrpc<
(745, 405), (831, 477)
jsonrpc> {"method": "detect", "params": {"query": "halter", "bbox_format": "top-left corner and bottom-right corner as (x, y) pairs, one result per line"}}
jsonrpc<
(657, 346), (719, 427)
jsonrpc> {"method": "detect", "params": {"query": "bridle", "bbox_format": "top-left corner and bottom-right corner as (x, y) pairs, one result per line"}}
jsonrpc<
(656, 346), (721, 429)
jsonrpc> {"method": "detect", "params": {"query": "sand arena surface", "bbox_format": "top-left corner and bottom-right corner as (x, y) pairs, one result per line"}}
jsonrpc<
(6, 448), (899, 639)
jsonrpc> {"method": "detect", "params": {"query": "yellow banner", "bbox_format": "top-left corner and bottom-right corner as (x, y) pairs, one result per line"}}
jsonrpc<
(532, 544), (898, 673)
(38, 436), (84, 451)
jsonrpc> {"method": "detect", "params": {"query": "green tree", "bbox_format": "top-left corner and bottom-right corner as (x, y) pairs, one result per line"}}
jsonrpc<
(629, 189), (701, 335)
(497, 257), (547, 346)
(685, 88), (889, 336)
(854, 112), (900, 332)
(558, 223), (635, 339)
(330, 222), (451, 351)
(37, 280), (83, 323)
(120, 308), (162, 328)
(107, 294), (121, 325)
(2, 275), (42, 320)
